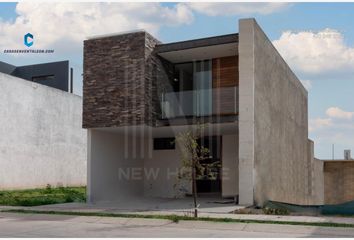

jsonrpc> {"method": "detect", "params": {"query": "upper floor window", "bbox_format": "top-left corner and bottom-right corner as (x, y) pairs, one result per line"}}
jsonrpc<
(32, 75), (55, 82)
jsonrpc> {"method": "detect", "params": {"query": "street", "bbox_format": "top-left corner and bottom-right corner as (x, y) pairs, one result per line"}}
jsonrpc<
(0, 212), (354, 237)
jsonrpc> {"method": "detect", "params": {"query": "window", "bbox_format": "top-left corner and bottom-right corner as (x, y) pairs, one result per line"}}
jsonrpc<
(32, 75), (55, 82)
(153, 138), (175, 150)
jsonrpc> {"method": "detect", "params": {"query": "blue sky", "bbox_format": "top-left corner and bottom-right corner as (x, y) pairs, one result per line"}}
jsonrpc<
(0, 2), (353, 159)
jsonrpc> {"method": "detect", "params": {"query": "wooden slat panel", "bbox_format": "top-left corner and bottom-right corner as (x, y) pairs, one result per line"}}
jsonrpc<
(212, 56), (238, 88)
(212, 56), (238, 115)
(212, 88), (237, 115)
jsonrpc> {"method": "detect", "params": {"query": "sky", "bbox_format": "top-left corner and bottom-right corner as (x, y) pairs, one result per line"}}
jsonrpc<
(0, 2), (353, 159)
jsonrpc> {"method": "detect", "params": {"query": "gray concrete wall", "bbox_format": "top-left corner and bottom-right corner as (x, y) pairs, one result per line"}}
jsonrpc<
(311, 158), (324, 205)
(238, 19), (256, 205)
(144, 142), (187, 198)
(239, 19), (317, 206)
(88, 128), (191, 201)
(306, 140), (324, 205)
(0, 73), (86, 190)
(87, 129), (145, 202)
(222, 134), (239, 198)
(88, 128), (240, 201)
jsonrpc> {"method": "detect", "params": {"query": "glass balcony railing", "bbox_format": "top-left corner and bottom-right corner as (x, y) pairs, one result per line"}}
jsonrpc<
(160, 87), (238, 119)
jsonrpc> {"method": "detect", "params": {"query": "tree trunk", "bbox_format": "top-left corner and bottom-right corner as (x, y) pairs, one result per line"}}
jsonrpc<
(192, 165), (198, 218)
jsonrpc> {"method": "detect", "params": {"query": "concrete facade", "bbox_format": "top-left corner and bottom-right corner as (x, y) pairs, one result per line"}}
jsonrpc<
(239, 19), (321, 206)
(144, 137), (186, 198)
(221, 134), (239, 198)
(238, 19), (255, 205)
(312, 158), (324, 205)
(87, 129), (145, 202)
(0, 73), (87, 190)
(308, 141), (325, 205)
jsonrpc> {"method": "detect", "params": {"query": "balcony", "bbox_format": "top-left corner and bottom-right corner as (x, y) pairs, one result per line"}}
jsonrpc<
(160, 87), (238, 119)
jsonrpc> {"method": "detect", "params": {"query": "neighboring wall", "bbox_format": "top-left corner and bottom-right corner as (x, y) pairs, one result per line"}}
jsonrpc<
(324, 161), (354, 204)
(0, 73), (87, 190)
(239, 19), (316, 206)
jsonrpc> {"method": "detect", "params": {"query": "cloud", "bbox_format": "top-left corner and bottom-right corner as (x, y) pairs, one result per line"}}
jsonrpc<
(0, 2), (295, 55)
(310, 107), (354, 132)
(0, 2), (294, 95)
(0, 2), (292, 54)
(185, 2), (290, 16)
(0, 2), (194, 52)
(326, 107), (354, 120)
(309, 111), (354, 159)
(273, 29), (354, 76)
(309, 114), (354, 159)
(309, 118), (332, 132)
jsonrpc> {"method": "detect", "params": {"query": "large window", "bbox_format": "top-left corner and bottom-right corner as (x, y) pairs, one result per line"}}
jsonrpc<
(171, 60), (212, 117)
(193, 60), (212, 116)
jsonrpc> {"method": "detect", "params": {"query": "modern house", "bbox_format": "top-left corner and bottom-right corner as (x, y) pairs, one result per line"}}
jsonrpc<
(83, 18), (324, 207)
(0, 60), (73, 92)
(0, 60), (86, 190)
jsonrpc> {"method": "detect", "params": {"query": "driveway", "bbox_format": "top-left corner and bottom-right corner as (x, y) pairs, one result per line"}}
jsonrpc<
(1, 212), (354, 237)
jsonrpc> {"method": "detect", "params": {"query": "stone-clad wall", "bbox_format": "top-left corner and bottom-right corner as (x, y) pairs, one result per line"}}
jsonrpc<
(145, 33), (174, 123)
(83, 31), (173, 128)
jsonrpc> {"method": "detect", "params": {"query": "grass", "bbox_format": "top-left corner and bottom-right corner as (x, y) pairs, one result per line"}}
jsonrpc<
(0, 186), (86, 206)
(3, 208), (354, 228)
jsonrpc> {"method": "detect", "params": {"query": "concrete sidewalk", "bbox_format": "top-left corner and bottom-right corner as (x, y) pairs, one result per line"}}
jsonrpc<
(2, 202), (354, 226)
(2, 211), (354, 237)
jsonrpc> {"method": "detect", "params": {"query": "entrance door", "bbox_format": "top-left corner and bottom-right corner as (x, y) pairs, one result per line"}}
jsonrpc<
(196, 136), (221, 194)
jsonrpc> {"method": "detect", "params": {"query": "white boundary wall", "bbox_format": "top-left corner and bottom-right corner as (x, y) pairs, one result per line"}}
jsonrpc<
(0, 73), (87, 190)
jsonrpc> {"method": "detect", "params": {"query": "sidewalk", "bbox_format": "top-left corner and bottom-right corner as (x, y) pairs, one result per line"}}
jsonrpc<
(1, 202), (354, 226)
(2, 211), (354, 237)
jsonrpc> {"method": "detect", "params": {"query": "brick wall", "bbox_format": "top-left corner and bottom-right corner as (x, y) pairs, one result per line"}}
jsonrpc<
(83, 31), (173, 128)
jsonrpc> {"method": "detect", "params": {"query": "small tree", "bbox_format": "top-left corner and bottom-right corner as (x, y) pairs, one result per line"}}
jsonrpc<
(176, 124), (209, 218)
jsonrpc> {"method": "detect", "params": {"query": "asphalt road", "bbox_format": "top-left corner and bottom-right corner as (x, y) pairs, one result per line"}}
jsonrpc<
(0, 212), (354, 237)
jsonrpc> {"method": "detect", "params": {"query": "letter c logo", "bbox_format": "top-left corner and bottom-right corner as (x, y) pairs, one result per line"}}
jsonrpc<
(24, 33), (33, 47)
